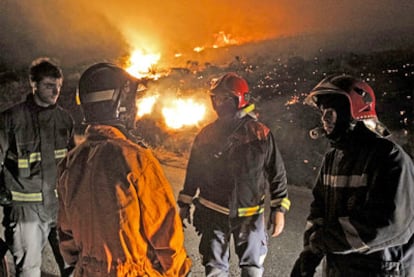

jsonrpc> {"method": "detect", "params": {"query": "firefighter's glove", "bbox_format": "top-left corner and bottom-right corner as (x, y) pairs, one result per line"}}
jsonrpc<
(179, 204), (192, 228)
(309, 230), (326, 255)
(0, 188), (12, 206)
(290, 247), (324, 277)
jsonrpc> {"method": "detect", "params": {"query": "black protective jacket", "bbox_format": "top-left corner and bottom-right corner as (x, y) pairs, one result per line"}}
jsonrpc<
(300, 123), (414, 276)
(0, 94), (74, 216)
(178, 112), (289, 218)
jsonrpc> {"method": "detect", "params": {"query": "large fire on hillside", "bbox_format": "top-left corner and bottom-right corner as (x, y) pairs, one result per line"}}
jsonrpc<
(124, 31), (240, 130)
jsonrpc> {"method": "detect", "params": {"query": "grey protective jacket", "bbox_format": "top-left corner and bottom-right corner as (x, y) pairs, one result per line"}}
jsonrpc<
(0, 94), (73, 217)
(178, 112), (290, 218)
(301, 123), (414, 276)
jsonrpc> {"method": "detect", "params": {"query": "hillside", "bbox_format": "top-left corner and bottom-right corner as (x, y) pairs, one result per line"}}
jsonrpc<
(1, 33), (413, 187)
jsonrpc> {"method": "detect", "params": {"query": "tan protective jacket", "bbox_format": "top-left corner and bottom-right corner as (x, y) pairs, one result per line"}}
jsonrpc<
(57, 125), (191, 276)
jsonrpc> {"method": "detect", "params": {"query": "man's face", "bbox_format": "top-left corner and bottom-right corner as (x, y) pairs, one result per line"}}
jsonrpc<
(320, 106), (338, 135)
(33, 76), (63, 107)
(316, 94), (352, 140)
(210, 93), (237, 118)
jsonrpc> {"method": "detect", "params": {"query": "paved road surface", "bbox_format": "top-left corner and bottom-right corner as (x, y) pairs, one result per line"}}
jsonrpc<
(2, 163), (321, 276)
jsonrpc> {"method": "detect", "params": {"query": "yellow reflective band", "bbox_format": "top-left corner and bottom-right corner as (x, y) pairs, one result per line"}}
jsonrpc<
(29, 152), (42, 163)
(281, 198), (291, 211)
(18, 159), (29, 169)
(17, 149), (67, 169)
(54, 149), (68, 159)
(11, 191), (42, 202)
(238, 205), (264, 217)
(19, 152), (43, 168)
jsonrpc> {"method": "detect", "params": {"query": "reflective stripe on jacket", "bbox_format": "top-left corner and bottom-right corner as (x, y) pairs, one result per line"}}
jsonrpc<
(179, 114), (289, 218)
(0, 94), (74, 205)
(57, 125), (191, 276)
(305, 124), (414, 275)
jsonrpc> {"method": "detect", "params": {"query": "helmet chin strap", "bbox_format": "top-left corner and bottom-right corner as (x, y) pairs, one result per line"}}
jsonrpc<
(236, 103), (256, 119)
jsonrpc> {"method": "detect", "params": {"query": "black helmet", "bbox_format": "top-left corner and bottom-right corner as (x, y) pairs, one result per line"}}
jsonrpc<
(77, 63), (139, 129)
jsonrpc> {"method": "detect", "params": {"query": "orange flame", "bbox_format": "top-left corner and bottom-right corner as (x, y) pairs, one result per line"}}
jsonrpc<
(136, 94), (159, 117)
(193, 46), (205, 53)
(162, 99), (206, 129)
(125, 49), (161, 79)
(212, 31), (239, 48)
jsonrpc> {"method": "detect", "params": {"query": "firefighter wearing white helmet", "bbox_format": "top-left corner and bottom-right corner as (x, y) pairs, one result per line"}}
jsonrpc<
(291, 74), (414, 276)
(178, 72), (290, 276)
(57, 63), (192, 276)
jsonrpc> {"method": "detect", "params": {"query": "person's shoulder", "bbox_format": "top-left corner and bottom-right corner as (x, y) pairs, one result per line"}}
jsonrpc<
(54, 104), (74, 122)
(194, 121), (216, 139)
(243, 118), (271, 140)
(370, 136), (413, 163)
(3, 97), (28, 113)
(55, 104), (72, 116)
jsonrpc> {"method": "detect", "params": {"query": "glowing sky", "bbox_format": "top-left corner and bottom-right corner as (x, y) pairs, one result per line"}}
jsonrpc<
(0, 0), (413, 67)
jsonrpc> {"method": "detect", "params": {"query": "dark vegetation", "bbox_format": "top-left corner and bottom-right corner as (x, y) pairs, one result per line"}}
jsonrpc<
(1, 40), (413, 188)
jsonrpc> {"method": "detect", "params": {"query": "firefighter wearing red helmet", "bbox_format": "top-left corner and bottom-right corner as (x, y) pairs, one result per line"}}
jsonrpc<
(178, 72), (290, 276)
(291, 74), (414, 276)
(57, 63), (192, 276)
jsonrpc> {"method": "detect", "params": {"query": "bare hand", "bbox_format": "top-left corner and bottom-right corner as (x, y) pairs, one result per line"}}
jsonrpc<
(269, 211), (285, 237)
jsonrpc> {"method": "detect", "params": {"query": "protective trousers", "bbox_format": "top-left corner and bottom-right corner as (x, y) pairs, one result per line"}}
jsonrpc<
(197, 206), (268, 277)
(3, 204), (69, 277)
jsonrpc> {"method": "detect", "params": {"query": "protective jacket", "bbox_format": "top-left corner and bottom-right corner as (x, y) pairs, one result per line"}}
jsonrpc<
(57, 125), (191, 277)
(303, 123), (414, 276)
(0, 93), (74, 216)
(178, 112), (290, 218)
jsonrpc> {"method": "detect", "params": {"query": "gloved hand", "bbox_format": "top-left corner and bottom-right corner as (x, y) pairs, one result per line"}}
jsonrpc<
(309, 230), (326, 255)
(290, 247), (324, 277)
(179, 204), (191, 228)
(0, 188), (12, 206)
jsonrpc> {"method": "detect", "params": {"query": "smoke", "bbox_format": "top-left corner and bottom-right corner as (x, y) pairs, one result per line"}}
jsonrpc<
(0, 0), (413, 69)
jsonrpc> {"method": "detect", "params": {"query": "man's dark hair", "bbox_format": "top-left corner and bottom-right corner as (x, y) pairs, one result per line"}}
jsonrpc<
(29, 57), (63, 83)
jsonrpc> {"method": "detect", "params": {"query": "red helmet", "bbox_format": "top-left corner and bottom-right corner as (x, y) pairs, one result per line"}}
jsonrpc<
(305, 74), (377, 120)
(305, 74), (390, 137)
(210, 72), (250, 109)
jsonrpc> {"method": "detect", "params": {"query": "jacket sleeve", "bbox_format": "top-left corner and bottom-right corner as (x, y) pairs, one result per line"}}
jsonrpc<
(266, 132), (290, 213)
(177, 135), (201, 206)
(56, 160), (80, 266)
(320, 144), (414, 254)
(0, 111), (10, 189)
(139, 154), (191, 276)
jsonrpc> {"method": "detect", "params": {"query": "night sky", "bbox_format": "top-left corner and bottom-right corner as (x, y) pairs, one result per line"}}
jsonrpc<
(0, 0), (413, 67)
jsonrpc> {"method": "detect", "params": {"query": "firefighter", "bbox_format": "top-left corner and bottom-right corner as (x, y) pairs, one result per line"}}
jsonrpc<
(57, 63), (192, 276)
(291, 74), (414, 276)
(178, 72), (290, 276)
(0, 57), (74, 277)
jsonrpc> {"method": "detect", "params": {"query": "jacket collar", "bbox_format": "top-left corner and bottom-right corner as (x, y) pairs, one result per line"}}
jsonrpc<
(85, 125), (127, 140)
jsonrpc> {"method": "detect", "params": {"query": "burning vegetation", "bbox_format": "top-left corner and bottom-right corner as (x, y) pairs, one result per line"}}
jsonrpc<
(1, 31), (413, 188)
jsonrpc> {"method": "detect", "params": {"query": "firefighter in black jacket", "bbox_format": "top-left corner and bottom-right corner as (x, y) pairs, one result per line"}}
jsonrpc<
(178, 72), (290, 276)
(291, 74), (414, 276)
(0, 58), (74, 277)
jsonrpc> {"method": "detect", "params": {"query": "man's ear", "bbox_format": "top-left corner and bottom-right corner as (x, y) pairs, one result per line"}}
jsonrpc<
(29, 80), (37, 92)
